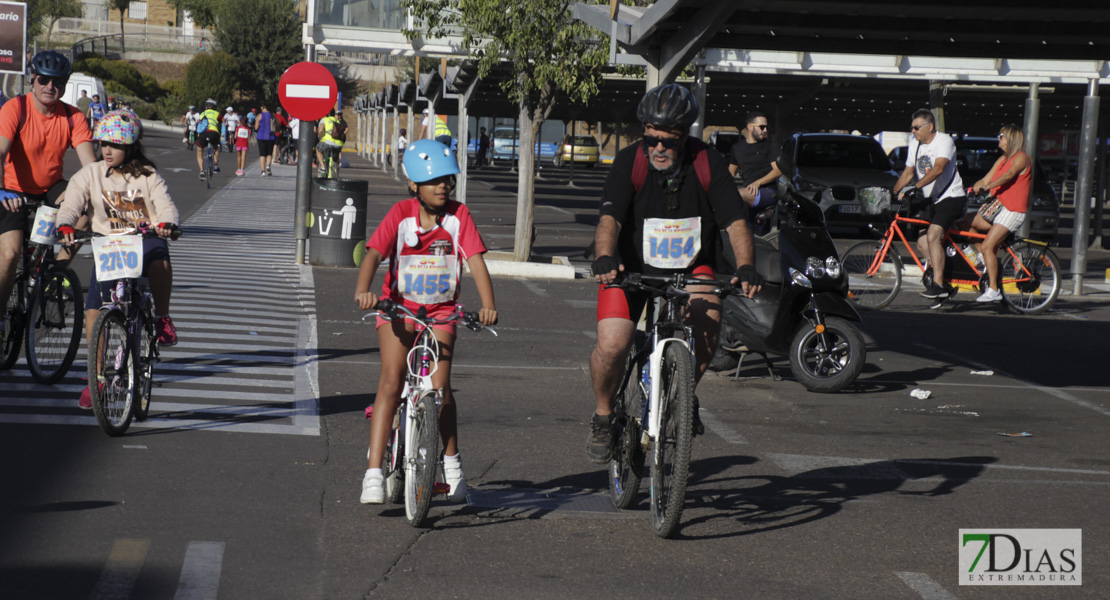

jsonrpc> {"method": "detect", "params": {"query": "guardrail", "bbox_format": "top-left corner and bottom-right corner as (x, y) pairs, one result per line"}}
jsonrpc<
(69, 33), (217, 62)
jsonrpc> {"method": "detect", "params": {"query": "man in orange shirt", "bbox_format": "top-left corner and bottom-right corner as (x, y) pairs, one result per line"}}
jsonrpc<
(0, 51), (97, 343)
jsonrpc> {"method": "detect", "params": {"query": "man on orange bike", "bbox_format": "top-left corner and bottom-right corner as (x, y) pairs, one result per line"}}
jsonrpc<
(892, 108), (965, 301)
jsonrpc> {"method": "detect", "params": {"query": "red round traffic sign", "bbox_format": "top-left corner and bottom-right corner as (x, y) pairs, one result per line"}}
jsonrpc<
(279, 62), (338, 121)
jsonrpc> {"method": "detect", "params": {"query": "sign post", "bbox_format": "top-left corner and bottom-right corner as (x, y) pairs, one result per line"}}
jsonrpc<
(0, 1), (28, 76)
(280, 61), (338, 264)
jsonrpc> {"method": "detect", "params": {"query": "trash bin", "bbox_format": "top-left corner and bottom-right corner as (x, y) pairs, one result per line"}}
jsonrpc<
(308, 178), (369, 267)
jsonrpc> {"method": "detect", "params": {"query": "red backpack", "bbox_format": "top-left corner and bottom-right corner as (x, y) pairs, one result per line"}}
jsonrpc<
(630, 137), (712, 194)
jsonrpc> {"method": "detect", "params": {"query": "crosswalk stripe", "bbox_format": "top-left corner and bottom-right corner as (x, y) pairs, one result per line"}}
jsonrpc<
(0, 175), (322, 435)
(174, 542), (225, 600)
(90, 538), (149, 600)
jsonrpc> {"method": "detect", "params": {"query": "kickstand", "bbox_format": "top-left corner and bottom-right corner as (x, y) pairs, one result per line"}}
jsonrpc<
(729, 346), (781, 381)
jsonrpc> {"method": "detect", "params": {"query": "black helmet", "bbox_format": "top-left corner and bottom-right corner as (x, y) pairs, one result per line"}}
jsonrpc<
(636, 84), (698, 131)
(29, 50), (72, 78)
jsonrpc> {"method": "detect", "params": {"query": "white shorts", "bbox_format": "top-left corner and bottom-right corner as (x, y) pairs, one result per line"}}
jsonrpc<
(993, 206), (1026, 232)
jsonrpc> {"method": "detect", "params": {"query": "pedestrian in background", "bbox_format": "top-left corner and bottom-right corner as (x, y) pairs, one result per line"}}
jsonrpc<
(255, 103), (275, 176)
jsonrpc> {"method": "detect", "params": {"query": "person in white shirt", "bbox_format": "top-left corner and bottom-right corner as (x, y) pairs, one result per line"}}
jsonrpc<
(892, 108), (966, 301)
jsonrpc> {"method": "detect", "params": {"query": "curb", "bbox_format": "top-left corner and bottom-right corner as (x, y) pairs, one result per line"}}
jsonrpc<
(476, 252), (578, 280)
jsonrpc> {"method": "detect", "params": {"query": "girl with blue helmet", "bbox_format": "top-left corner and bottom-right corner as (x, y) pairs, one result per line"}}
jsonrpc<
(354, 139), (498, 506)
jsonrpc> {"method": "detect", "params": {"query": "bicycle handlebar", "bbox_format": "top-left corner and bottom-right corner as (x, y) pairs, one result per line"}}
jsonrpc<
(363, 299), (498, 336)
(605, 272), (742, 299)
(66, 223), (181, 243)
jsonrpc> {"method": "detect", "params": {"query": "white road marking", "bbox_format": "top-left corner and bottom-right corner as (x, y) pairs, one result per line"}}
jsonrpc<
(699, 408), (748, 444)
(122, 445), (148, 450)
(518, 279), (549, 297)
(566, 299), (596, 309)
(895, 572), (957, 600)
(90, 538), (150, 600)
(916, 343), (1110, 418)
(174, 541), (225, 600)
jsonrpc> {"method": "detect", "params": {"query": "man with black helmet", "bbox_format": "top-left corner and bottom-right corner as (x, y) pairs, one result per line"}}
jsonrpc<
(0, 50), (96, 344)
(585, 83), (763, 464)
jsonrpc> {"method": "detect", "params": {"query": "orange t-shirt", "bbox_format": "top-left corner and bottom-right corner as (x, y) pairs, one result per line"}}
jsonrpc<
(0, 94), (93, 195)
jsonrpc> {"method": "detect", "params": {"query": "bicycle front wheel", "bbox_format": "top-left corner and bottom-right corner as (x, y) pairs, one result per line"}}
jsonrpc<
(842, 241), (902, 310)
(88, 310), (135, 436)
(404, 393), (441, 527)
(650, 343), (695, 539)
(609, 348), (645, 509)
(999, 242), (1061, 315)
(25, 268), (82, 384)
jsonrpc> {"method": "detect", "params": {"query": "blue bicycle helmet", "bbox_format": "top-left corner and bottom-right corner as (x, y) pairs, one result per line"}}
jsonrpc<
(402, 139), (460, 183)
(29, 50), (72, 78)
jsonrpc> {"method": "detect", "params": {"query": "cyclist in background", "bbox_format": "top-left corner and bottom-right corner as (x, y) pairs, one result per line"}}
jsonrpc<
(180, 105), (199, 147)
(0, 50), (97, 344)
(222, 106), (240, 153)
(315, 109), (344, 177)
(56, 110), (181, 408)
(585, 83), (762, 464)
(354, 139), (498, 505)
(195, 99), (222, 178)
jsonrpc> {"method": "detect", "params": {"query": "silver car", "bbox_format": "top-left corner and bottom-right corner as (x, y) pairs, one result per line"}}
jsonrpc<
(776, 133), (900, 229)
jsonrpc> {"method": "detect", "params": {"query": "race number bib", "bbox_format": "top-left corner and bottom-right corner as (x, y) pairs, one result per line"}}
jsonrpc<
(92, 235), (144, 282)
(29, 206), (59, 245)
(237, 128), (249, 139)
(397, 254), (457, 304)
(642, 217), (701, 269)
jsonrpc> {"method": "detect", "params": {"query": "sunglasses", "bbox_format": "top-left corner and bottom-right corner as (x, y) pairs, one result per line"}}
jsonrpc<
(35, 75), (68, 88)
(911, 124), (927, 132)
(997, 133), (1006, 139)
(754, 124), (768, 130)
(643, 135), (682, 150)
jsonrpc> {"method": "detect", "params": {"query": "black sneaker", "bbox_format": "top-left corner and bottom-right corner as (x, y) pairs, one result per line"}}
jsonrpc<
(692, 395), (705, 436)
(919, 282), (949, 299)
(586, 413), (615, 464)
(212, 165), (220, 173)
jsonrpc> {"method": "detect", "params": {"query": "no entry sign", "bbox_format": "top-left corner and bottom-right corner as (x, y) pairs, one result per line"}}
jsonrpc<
(279, 62), (338, 121)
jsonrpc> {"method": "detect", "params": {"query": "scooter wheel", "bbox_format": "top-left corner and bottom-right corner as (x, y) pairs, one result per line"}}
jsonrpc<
(789, 316), (866, 393)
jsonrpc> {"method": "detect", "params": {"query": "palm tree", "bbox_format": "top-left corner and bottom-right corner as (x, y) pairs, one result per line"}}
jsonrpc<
(110, 0), (129, 54)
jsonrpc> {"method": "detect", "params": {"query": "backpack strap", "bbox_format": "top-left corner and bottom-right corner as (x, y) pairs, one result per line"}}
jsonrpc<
(631, 139), (712, 194)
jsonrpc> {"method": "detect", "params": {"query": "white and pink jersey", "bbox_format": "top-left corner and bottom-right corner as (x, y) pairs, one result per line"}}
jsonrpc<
(367, 198), (487, 311)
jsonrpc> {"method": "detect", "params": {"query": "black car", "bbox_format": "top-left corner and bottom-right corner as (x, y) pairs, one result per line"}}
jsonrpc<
(775, 133), (900, 229)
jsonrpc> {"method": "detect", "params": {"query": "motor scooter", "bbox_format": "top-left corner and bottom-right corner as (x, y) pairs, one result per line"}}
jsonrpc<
(715, 189), (866, 393)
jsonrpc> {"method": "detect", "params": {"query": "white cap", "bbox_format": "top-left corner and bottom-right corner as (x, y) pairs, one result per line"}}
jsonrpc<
(226, 107), (233, 112)
(422, 108), (430, 114)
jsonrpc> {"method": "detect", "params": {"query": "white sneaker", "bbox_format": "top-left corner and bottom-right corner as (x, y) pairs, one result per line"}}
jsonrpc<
(444, 462), (467, 503)
(976, 288), (1002, 303)
(360, 471), (384, 504)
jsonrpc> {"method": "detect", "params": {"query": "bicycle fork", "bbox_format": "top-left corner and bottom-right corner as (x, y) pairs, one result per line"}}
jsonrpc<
(644, 329), (696, 444)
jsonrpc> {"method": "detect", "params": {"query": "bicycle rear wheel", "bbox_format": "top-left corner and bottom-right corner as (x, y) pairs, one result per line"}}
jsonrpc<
(650, 343), (694, 539)
(404, 393), (441, 527)
(89, 310), (135, 436)
(25, 268), (82, 384)
(609, 348), (646, 509)
(999, 242), (1061, 315)
(382, 409), (405, 504)
(1, 280), (24, 372)
(133, 312), (156, 421)
(842, 241), (902, 310)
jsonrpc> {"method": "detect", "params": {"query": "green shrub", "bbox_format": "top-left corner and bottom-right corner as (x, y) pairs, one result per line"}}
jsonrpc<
(74, 55), (166, 101)
(154, 95), (190, 126)
(162, 79), (185, 98)
(184, 52), (239, 109)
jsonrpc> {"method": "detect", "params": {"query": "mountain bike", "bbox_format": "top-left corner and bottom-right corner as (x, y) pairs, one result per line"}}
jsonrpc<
(841, 189), (1061, 315)
(74, 226), (178, 436)
(363, 300), (497, 527)
(604, 273), (739, 538)
(319, 144), (341, 179)
(0, 199), (83, 383)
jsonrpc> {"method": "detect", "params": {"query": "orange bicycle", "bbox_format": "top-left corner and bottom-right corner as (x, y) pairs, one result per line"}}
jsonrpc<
(841, 190), (1061, 315)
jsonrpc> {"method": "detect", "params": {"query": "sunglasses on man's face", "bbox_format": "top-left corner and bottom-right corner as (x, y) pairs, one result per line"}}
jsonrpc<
(643, 135), (682, 150)
(35, 75), (68, 89)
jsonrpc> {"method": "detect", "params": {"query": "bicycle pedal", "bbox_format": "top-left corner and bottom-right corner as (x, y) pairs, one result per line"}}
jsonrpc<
(433, 482), (451, 495)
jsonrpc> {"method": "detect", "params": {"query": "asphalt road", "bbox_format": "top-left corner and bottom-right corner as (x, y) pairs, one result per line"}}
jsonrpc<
(1, 131), (1109, 599)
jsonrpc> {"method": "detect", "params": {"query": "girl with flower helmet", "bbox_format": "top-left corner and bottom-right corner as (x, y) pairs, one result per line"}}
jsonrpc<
(54, 110), (182, 409)
(353, 139), (498, 506)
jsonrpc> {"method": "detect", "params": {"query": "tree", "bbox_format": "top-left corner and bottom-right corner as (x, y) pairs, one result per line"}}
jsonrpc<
(183, 51), (239, 108)
(168, 0), (221, 30)
(213, 0), (301, 106)
(109, 0), (129, 53)
(403, 0), (609, 261)
(39, 0), (82, 48)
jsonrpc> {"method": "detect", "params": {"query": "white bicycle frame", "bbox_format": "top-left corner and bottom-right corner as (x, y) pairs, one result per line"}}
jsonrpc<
(642, 295), (696, 443)
(398, 334), (443, 480)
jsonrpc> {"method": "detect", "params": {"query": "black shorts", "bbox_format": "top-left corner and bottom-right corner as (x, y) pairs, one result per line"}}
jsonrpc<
(926, 195), (967, 230)
(257, 139), (275, 156)
(198, 130), (221, 149)
(0, 192), (51, 236)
